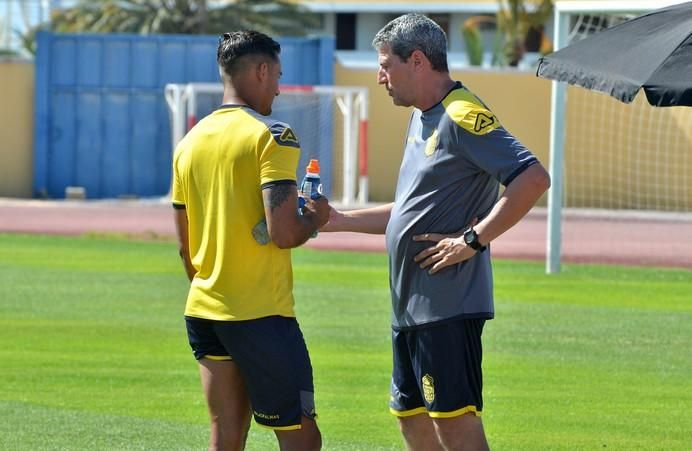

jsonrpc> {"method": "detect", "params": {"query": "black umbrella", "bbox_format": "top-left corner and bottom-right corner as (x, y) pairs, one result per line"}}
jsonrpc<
(536, 1), (692, 107)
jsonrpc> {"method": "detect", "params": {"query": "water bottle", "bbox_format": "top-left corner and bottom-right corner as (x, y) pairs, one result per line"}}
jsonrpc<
(298, 159), (322, 238)
(254, 159), (322, 245)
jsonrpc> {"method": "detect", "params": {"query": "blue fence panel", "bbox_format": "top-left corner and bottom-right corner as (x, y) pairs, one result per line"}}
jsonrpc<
(102, 93), (130, 195)
(74, 91), (101, 194)
(34, 31), (334, 199)
(47, 92), (75, 195)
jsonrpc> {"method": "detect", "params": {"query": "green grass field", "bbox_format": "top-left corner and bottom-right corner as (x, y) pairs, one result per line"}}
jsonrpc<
(0, 233), (690, 450)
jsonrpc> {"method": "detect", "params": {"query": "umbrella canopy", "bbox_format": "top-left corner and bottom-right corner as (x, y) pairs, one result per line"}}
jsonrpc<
(536, 2), (692, 107)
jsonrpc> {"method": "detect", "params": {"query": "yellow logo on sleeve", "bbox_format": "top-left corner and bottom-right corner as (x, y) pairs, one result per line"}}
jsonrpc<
(474, 112), (497, 133)
(442, 89), (501, 135)
(280, 127), (299, 145)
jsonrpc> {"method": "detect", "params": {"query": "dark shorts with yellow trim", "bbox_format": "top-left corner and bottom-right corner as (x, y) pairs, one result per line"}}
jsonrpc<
(185, 315), (316, 430)
(389, 318), (485, 418)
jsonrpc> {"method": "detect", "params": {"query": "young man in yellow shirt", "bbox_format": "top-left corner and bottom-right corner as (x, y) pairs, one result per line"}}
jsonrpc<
(171, 30), (329, 451)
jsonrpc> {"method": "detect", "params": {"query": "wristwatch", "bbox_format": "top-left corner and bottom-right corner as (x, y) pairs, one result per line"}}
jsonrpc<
(463, 227), (486, 252)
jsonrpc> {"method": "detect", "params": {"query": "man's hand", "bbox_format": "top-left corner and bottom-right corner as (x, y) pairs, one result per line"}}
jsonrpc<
(413, 217), (479, 274)
(319, 205), (346, 232)
(412, 231), (474, 274)
(263, 186), (328, 248)
(173, 207), (196, 282)
(302, 195), (330, 230)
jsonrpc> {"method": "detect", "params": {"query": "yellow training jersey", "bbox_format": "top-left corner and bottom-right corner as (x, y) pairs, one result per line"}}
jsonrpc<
(171, 104), (301, 321)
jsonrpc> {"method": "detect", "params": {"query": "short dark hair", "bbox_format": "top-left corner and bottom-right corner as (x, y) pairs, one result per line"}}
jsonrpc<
(217, 30), (281, 77)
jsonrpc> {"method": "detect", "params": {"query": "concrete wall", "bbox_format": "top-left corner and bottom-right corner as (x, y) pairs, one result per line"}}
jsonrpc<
(0, 60), (33, 198)
(335, 64), (551, 202)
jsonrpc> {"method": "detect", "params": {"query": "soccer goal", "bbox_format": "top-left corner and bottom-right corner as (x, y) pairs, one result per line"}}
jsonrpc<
(546, 1), (692, 272)
(165, 83), (370, 206)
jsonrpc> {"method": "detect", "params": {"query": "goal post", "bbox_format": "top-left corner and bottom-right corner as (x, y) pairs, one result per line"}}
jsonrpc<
(165, 83), (369, 206)
(546, 1), (692, 273)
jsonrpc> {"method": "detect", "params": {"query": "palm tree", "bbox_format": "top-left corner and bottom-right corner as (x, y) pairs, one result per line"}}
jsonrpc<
(496, 0), (553, 66)
(461, 0), (553, 67)
(19, 0), (318, 55)
(48, 0), (318, 36)
(461, 15), (497, 66)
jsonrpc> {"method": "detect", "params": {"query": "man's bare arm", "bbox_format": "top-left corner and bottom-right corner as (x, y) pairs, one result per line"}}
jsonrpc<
(474, 163), (551, 245)
(174, 208), (196, 282)
(321, 202), (394, 234)
(262, 184), (330, 249)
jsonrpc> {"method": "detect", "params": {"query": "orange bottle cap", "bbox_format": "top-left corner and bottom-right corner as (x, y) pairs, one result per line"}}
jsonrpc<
(306, 159), (320, 173)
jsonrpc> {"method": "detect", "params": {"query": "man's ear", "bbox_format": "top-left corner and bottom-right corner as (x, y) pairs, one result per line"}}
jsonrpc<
(256, 61), (269, 82)
(410, 49), (428, 71)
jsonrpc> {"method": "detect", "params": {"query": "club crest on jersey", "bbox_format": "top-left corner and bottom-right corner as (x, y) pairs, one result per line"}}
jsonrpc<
(422, 374), (435, 404)
(424, 129), (439, 157)
(474, 112), (496, 133)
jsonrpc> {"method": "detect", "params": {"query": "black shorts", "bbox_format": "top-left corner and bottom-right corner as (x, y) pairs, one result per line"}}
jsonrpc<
(185, 315), (316, 430)
(389, 318), (485, 418)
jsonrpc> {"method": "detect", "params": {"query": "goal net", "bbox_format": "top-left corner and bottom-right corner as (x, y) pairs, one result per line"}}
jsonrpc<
(546, 1), (692, 271)
(165, 83), (369, 206)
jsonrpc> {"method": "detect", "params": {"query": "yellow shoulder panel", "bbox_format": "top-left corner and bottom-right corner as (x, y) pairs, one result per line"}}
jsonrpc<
(441, 89), (500, 135)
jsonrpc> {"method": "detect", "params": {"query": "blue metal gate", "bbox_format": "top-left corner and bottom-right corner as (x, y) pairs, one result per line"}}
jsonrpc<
(34, 31), (334, 199)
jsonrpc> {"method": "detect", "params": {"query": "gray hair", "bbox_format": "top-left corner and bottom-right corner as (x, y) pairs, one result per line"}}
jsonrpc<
(372, 14), (448, 72)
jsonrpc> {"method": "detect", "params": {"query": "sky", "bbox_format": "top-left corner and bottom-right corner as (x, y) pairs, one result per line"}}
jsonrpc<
(0, 0), (58, 53)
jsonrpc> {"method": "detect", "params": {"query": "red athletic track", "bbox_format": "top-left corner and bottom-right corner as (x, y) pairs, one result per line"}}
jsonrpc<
(0, 199), (690, 269)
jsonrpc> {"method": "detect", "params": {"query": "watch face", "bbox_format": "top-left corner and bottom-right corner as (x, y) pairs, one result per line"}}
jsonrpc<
(463, 229), (476, 244)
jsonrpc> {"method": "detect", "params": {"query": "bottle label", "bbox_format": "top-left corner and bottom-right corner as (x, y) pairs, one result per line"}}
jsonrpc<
(303, 181), (313, 197)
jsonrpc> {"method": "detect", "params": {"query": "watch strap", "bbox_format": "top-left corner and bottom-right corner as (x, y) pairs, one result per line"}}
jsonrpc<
(464, 228), (487, 252)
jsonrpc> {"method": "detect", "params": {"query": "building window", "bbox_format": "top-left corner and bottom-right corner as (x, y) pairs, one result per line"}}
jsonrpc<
(336, 13), (357, 50)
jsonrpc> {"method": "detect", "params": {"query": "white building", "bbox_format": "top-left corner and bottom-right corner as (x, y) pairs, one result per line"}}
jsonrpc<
(296, 0), (554, 69)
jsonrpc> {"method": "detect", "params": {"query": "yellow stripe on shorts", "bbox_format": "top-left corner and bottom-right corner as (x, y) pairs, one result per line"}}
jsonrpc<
(428, 405), (481, 418)
(256, 423), (302, 431)
(389, 406), (428, 417)
(203, 355), (232, 361)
